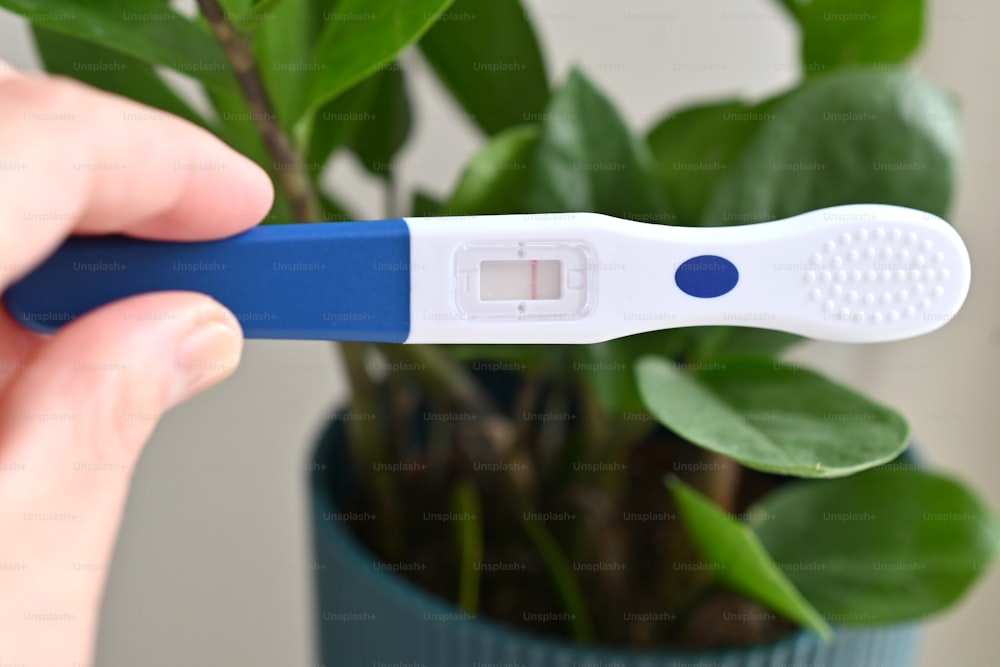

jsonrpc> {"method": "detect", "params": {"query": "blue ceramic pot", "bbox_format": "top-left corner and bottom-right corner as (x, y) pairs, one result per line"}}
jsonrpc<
(309, 416), (920, 667)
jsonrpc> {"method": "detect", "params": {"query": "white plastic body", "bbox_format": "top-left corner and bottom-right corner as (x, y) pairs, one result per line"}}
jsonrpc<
(404, 204), (970, 345)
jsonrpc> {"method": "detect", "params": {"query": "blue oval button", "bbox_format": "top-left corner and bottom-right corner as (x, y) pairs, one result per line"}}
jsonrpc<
(675, 255), (739, 298)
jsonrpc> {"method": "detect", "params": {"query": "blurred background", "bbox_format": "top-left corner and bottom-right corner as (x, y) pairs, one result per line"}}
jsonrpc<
(1, 0), (998, 664)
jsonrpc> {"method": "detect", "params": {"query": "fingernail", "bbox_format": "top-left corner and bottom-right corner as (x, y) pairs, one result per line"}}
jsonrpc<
(168, 310), (243, 409)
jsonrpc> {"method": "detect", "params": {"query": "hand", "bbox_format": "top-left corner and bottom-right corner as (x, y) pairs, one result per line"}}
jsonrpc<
(0, 63), (273, 665)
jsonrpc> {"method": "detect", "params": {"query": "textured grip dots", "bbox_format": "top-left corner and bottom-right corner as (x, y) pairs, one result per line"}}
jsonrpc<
(803, 226), (951, 325)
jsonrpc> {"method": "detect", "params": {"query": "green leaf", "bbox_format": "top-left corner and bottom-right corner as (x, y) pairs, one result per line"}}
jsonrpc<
(680, 326), (803, 362)
(526, 69), (669, 221)
(419, 0), (548, 136)
(263, 191), (296, 226)
(349, 66), (412, 179)
(701, 70), (960, 225)
(318, 193), (354, 224)
(232, 0), (290, 30)
(646, 99), (769, 226)
(751, 468), (1000, 624)
(250, 0), (312, 127)
(411, 190), (443, 216)
(576, 326), (801, 421)
(298, 0), (454, 121)
(0, 0), (236, 94)
(701, 328), (803, 357)
(446, 344), (547, 367)
(669, 478), (833, 639)
(572, 331), (688, 417)
(440, 124), (539, 216)
(452, 478), (483, 614)
(306, 75), (382, 169)
(636, 356), (909, 478)
(204, 87), (271, 167)
(214, 0), (328, 131)
(30, 26), (207, 130)
(522, 516), (595, 642)
(778, 0), (924, 71)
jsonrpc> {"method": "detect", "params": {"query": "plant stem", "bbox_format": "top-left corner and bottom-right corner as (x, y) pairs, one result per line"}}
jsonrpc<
(195, 0), (391, 539)
(196, 0), (322, 223)
(378, 344), (501, 419)
(339, 342), (404, 559)
(385, 170), (398, 218)
(512, 364), (547, 448)
(690, 451), (742, 514)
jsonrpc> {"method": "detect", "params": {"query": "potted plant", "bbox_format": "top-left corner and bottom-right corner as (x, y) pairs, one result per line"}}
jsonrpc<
(6, 0), (996, 665)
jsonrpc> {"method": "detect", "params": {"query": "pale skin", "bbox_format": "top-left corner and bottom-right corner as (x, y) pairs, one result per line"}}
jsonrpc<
(0, 62), (274, 664)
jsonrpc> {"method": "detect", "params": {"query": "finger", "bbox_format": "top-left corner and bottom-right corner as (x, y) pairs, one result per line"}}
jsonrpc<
(0, 59), (20, 84)
(0, 290), (242, 486)
(0, 74), (275, 289)
(0, 307), (45, 388)
(0, 291), (242, 662)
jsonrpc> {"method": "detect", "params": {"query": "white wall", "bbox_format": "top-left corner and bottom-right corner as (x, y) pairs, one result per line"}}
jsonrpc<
(1, 1), (998, 665)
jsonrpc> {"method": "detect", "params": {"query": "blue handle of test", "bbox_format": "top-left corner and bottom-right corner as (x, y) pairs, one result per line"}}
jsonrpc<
(2, 220), (412, 342)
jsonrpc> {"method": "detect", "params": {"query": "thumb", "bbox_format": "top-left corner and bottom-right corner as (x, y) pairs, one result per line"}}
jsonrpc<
(0, 291), (242, 665)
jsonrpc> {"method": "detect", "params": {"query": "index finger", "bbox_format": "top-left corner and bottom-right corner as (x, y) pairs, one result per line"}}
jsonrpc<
(0, 70), (275, 289)
(0, 59), (19, 84)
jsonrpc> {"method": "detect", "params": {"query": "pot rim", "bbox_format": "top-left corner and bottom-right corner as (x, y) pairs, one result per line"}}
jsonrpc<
(310, 441), (918, 663)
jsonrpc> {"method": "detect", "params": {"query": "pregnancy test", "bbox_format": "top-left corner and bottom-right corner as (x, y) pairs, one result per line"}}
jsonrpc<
(1, 204), (970, 344)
